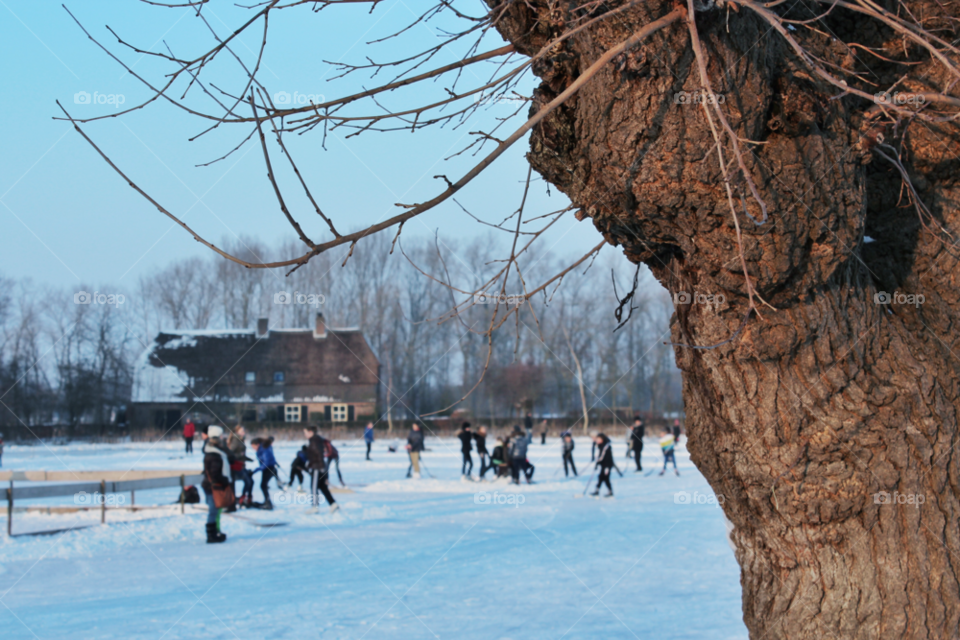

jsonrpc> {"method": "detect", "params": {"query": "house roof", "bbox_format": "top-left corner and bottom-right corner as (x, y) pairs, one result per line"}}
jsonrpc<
(132, 327), (380, 404)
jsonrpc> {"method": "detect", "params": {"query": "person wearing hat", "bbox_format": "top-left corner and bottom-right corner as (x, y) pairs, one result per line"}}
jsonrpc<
(201, 426), (231, 542)
(628, 416), (645, 472)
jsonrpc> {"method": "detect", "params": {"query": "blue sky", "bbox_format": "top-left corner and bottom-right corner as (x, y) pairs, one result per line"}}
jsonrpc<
(0, 0), (609, 289)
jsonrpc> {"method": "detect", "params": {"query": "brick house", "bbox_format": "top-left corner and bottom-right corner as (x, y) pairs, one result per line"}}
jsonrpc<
(130, 314), (380, 429)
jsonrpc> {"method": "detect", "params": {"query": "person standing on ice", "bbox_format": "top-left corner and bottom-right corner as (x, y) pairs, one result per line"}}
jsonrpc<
(524, 412), (534, 440)
(406, 424), (424, 479)
(561, 431), (577, 477)
(672, 419), (682, 445)
(227, 426), (253, 507)
(364, 422), (375, 461)
(290, 445), (309, 491)
(590, 433), (615, 497)
(475, 426), (490, 479)
(491, 437), (507, 478)
(250, 436), (281, 509)
(183, 419), (195, 454)
(324, 439), (345, 486)
(458, 422), (474, 478)
(201, 425), (230, 543)
(659, 428), (679, 475)
(628, 417), (645, 472)
(304, 427), (338, 512)
(508, 425), (530, 484)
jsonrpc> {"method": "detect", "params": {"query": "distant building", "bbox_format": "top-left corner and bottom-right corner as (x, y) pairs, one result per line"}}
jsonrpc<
(130, 314), (379, 429)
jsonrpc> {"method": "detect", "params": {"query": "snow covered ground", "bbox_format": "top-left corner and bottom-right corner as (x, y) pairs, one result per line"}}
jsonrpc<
(0, 435), (747, 639)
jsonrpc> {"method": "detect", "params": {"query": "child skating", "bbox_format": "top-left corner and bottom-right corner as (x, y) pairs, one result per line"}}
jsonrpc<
(659, 428), (679, 476)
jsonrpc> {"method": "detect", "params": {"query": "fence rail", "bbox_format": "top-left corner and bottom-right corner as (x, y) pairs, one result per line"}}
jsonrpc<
(5, 471), (204, 537)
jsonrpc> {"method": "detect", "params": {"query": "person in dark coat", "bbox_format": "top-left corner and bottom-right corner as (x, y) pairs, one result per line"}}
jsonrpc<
(490, 437), (508, 478)
(201, 426), (230, 542)
(406, 424), (425, 478)
(629, 417), (645, 472)
(673, 419), (682, 445)
(591, 433), (615, 497)
(475, 426), (490, 479)
(458, 422), (474, 478)
(304, 428), (338, 512)
(561, 431), (577, 477)
(509, 425), (529, 484)
(290, 446), (309, 490)
(524, 412), (534, 440)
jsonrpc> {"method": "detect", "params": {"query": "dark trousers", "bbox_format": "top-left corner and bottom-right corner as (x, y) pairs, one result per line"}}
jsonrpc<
(662, 450), (677, 471)
(478, 452), (490, 478)
(461, 451), (473, 476)
(327, 457), (344, 485)
(310, 469), (336, 506)
(290, 465), (305, 487)
(541, 432), (547, 445)
(366, 441), (372, 460)
(563, 452), (577, 477)
(523, 460), (535, 482)
(596, 467), (613, 493)
(260, 465), (279, 503)
(232, 467), (253, 500)
(510, 458), (523, 483)
(633, 443), (643, 471)
(184, 437), (193, 454)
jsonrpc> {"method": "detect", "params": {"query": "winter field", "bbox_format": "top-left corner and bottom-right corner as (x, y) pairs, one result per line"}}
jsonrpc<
(0, 435), (747, 639)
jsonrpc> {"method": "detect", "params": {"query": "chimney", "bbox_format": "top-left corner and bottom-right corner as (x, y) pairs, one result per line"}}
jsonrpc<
(314, 313), (327, 339)
(257, 317), (269, 338)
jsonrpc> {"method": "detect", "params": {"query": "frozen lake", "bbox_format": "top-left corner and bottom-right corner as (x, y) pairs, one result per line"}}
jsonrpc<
(0, 433), (747, 639)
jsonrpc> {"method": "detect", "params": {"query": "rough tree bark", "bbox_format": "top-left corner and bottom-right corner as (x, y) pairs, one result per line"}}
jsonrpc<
(491, 0), (960, 637)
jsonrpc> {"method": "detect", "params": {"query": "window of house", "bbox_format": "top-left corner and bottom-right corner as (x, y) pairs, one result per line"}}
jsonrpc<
(331, 404), (348, 422)
(284, 405), (300, 423)
(245, 372), (256, 384)
(274, 371), (284, 384)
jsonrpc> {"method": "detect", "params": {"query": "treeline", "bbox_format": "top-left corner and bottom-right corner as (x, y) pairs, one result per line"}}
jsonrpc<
(0, 233), (682, 431)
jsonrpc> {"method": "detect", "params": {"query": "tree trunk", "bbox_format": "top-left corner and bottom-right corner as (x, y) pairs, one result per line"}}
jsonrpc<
(492, 1), (960, 637)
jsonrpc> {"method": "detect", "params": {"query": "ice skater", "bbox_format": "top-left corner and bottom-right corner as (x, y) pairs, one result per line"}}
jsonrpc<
(325, 438), (346, 486)
(659, 427), (679, 476)
(305, 427), (338, 512)
(673, 419), (682, 445)
(364, 422), (375, 460)
(491, 437), (508, 478)
(183, 419), (195, 454)
(509, 425), (531, 485)
(475, 426), (490, 479)
(250, 436), (282, 509)
(290, 445), (309, 491)
(628, 416), (645, 472)
(227, 426), (253, 508)
(458, 422), (474, 478)
(201, 425), (230, 543)
(562, 431), (577, 477)
(591, 432), (614, 497)
(406, 424), (424, 479)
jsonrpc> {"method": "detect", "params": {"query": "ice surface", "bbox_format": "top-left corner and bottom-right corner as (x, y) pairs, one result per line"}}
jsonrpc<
(0, 435), (747, 639)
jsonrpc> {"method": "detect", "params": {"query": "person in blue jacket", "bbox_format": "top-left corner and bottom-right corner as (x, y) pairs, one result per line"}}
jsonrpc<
(364, 422), (375, 461)
(250, 436), (281, 509)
